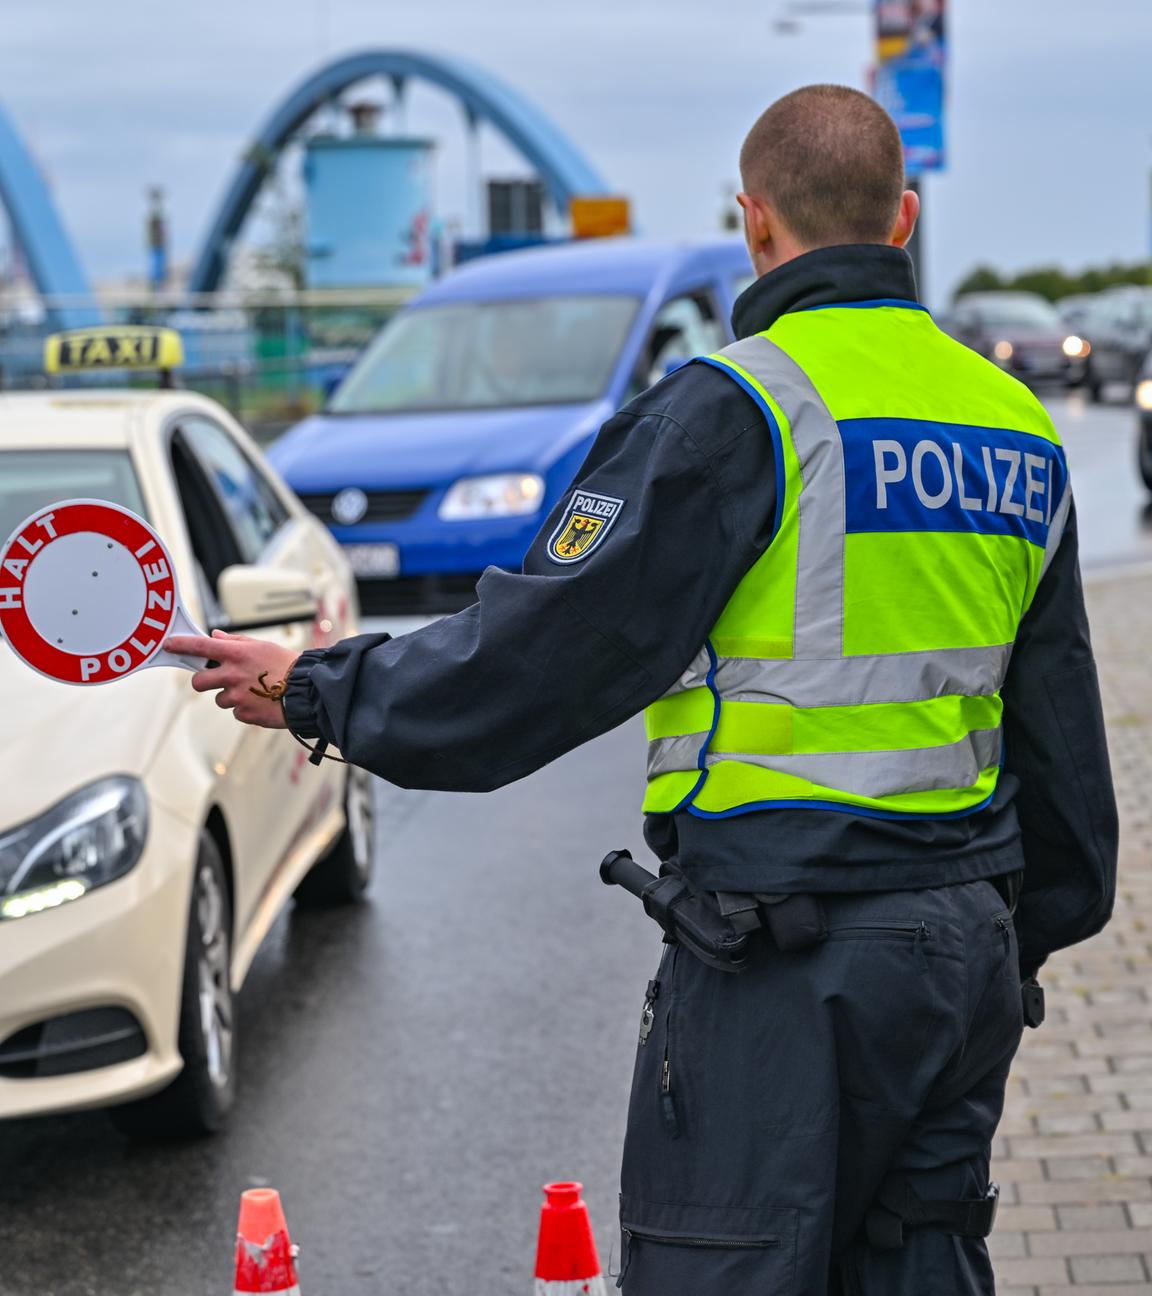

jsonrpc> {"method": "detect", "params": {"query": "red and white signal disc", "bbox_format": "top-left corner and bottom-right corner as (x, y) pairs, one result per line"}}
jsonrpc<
(0, 499), (183, 686)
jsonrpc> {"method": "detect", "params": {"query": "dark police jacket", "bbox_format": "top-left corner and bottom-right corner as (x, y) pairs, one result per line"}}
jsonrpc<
(284, 245), (1118, 977)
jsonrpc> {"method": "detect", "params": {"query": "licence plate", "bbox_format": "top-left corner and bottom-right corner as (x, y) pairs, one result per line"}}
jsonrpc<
(345, 543), (400, 578)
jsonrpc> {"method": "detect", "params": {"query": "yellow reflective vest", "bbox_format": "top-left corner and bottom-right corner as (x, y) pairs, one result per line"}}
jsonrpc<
(644, 299), (1069, 820)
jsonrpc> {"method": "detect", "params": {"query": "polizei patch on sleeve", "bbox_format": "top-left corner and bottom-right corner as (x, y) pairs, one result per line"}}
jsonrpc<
(547, 490), (626, 564)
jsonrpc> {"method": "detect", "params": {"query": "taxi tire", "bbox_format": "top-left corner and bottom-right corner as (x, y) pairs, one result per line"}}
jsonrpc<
(110, 833), (236, 1139)
(294, 766), (376, 908)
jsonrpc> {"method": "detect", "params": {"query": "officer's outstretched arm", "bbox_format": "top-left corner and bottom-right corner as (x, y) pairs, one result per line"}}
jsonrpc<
(279, 366), (777, 793)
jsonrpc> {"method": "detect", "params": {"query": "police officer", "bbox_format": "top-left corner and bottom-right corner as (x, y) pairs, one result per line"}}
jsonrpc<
(171, 85), (1118, 1295)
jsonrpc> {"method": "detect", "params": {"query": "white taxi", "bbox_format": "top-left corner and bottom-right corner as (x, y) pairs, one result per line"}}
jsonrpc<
(0, 328), (374, 1136)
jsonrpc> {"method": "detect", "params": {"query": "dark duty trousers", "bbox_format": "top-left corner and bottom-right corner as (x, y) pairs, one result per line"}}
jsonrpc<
(618, 878), (1025, 1295)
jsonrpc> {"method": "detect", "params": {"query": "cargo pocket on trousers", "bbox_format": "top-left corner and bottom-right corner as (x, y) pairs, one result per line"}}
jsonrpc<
(618, 1197), (797, 1295)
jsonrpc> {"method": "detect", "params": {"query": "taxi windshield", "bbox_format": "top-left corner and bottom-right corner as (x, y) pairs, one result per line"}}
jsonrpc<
(329, 295), (640, 414)
(0, 450), (147, 541)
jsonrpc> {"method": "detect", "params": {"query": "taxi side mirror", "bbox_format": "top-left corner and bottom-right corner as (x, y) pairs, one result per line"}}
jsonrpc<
(217, 565), (318, 632)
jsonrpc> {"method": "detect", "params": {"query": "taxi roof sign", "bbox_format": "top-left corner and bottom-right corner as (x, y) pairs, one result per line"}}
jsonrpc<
(44, 326), (185, 375)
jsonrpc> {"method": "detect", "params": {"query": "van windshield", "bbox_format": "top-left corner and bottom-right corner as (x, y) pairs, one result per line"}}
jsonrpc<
(330, 295), (639, 413)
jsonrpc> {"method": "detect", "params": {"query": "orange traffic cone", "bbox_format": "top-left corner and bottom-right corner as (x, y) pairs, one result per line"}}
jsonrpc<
(534, 1182), (608, 1295)
(233, 1188), (301, 1296)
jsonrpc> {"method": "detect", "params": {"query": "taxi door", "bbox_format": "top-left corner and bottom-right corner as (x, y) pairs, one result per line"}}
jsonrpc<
(167, 413), (341, 939)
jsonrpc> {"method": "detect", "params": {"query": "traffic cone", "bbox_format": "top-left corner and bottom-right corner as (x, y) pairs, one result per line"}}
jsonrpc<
(233, 1188), (301, 1296)
(534, 1182), (608, 1295)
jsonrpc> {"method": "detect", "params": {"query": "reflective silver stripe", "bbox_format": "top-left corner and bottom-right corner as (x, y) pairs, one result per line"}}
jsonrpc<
(712, 644), (1013, 708)
(1041, 479), (1072, 580)
(647, 726), (1002, 793)
(717, 336), (845, 656)
(647, 731), (710, 778)
(704, 728), (1002, 799)
(659, 646), (712, 698)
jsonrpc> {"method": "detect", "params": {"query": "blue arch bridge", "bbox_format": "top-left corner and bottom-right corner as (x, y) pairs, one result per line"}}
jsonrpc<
(0, 48), (611, 331)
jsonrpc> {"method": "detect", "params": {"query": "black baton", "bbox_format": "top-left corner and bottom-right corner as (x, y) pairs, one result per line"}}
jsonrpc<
(599, 849), (751, 972)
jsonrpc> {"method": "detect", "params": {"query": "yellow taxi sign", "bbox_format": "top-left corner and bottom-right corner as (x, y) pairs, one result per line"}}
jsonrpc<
(44, 327), (185, 375)
(570, 196), (632, 240)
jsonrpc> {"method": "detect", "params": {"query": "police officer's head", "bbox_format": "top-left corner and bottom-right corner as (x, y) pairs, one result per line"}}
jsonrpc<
(737, 85), (919, 278)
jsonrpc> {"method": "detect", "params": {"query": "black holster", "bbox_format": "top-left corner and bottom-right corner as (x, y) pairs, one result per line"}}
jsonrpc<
(599, 850), (827, 973)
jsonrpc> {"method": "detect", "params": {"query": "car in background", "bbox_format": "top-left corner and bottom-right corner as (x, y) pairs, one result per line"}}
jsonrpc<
(1056, 292), (1099, 336)
(1071, 286), (1152, 402)
(270, 238), (752, 616)
(1133, 354), (1152, 494)
(946, 291), (1088, 385)
(0, 342), (374, 1137)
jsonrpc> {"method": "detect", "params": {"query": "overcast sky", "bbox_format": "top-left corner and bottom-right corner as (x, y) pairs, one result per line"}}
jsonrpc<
(0, 0), (1148, 306)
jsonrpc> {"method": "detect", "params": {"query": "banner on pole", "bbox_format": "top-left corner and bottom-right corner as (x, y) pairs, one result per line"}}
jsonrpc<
(872, 0), (947, 176)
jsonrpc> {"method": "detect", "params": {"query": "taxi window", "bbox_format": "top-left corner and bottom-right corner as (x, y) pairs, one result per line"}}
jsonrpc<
(177, 416), (288, 565)
(0, 449), (146, 542)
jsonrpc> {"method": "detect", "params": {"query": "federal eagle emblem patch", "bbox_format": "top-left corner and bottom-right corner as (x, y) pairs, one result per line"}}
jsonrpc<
(547, 490), (625, 564)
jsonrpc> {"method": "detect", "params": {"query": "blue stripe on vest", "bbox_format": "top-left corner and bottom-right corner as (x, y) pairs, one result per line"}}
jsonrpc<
(800, 297), (930, 314)
(840, 417), (1069, 548)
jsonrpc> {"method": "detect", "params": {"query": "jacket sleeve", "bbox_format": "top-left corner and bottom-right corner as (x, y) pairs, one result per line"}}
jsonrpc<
(282, 367), (774, 792)
(1000, 499), (1118, 977)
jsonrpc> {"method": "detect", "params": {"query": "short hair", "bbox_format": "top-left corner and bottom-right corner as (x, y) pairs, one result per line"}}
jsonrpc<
(739, 85), (905, 247)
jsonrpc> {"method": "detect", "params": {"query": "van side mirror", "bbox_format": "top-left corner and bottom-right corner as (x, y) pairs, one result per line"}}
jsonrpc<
(217, 565), (318, 631)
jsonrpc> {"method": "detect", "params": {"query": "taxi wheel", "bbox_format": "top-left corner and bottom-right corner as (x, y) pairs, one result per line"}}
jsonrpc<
(294, 766), (377, 908)
(111, 833), (236, 1139)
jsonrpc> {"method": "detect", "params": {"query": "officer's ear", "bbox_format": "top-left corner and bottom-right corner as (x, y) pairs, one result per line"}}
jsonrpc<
(738, 193), (768, 241)
(890, 189), (921, 249)
(737, 192), (778, 274)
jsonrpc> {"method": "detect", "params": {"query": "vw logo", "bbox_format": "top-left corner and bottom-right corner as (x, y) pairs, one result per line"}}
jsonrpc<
(331, 487), (368, 526)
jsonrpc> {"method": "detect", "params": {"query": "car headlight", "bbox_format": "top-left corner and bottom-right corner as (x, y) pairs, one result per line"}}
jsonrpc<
(1137, 380), (1152, 411)
(438, 473), (545, 520)
(0, 777), (148, 921)
(992, 340), (1014, 362)
(1062, 334), (1090, 358)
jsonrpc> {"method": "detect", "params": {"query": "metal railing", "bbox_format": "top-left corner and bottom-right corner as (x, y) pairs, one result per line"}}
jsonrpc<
(0, 287), (419, 440)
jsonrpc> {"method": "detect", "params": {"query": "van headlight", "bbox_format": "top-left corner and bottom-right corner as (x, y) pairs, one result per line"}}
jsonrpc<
(0, 777), (149, 921)
(439, 473), (545, 520)
(1136, 380), (1152, 411)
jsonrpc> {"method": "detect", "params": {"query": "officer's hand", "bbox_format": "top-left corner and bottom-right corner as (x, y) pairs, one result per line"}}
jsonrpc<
(164, 629), (296, 729)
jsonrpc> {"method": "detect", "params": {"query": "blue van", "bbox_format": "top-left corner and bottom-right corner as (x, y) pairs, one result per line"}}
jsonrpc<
(270, 238), (752, 614)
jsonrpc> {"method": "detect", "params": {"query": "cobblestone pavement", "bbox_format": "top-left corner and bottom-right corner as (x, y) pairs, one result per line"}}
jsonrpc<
(992, 567), (1152, 1294)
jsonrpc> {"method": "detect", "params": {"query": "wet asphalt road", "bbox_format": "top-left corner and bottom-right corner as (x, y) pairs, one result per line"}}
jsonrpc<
(1051, 389), (1152, 569)
(0, 394), (1148, 1296)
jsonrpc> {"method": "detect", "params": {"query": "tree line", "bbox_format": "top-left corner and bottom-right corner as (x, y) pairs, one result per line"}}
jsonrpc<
(953, 261), (1152, 303)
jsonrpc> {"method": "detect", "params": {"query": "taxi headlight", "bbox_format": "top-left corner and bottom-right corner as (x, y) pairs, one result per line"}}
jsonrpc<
(1062, 334), (1090, 358)
(0, 777), (148, 921)
(992, 340), (1014, 362)
(1136, 380), (1152, 411)
(439, 473), (545, 520)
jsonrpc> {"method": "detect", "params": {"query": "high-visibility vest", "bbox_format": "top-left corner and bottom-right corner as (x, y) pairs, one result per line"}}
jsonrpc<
(643, 299), (1070, 820)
